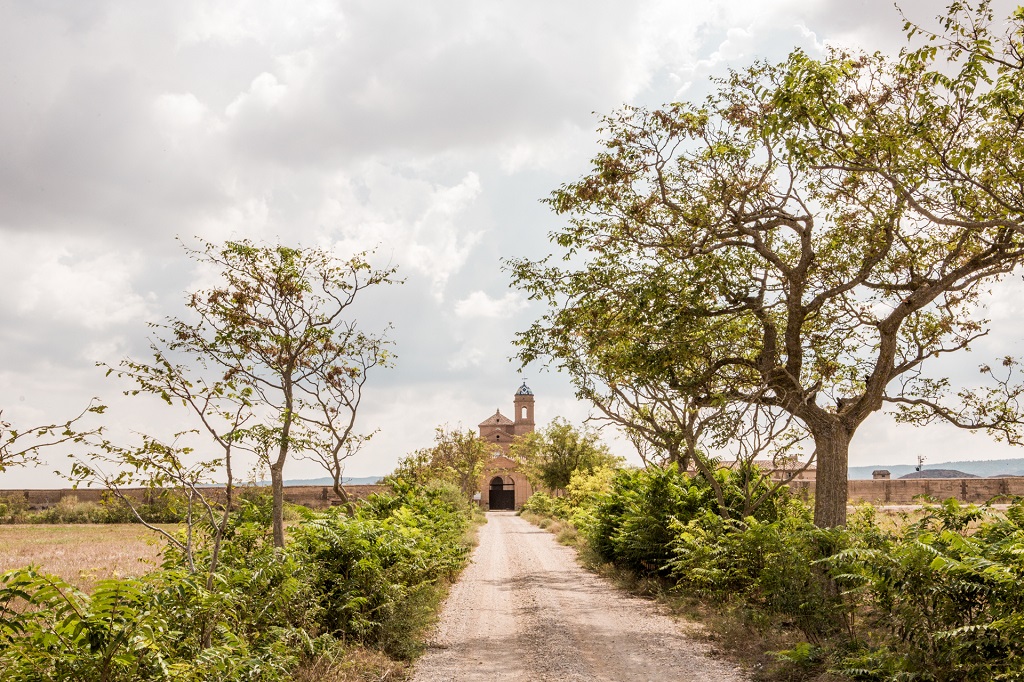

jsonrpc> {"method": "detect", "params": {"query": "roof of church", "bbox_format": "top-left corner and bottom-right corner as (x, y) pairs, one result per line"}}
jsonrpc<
(516, 381), (534, 396)
(479, 410), (514, 427)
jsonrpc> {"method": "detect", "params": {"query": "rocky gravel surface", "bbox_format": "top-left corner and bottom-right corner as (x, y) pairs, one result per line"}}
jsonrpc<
(412, 512), (748, 682)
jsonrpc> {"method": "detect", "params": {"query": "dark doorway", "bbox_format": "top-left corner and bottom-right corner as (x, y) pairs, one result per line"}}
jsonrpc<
(489, 476), (515, 510)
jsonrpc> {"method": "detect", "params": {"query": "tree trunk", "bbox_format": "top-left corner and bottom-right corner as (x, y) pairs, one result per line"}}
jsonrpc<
(332, 478), (355, 517)
(811, 423), (851, 528)
(271, 462), (285, 547)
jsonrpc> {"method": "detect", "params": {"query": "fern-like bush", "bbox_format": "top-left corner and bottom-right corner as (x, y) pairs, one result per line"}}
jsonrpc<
(0, 481), (475, 680)
(294, 480), (472, 660)
(833, 499), (1024, 681)
(669, 504), (857, 642)
(582, 464), (790, 576)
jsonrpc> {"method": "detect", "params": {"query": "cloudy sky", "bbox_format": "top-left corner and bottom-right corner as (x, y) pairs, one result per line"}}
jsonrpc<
(2, 0), (1023, 488)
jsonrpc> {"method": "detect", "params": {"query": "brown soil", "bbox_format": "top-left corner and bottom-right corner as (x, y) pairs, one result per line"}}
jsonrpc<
(412, 512), (747, 682)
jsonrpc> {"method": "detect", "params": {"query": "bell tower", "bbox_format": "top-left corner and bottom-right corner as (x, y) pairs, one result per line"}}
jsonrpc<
(513, 381), (535, 437)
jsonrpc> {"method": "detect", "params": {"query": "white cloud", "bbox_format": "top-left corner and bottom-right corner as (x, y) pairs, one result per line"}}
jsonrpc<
(316, 166), (485, 301)
(454, 290), (527, 319)
(226, 72), (288, 118)
(3, 0), (1023, 487)
(0, 236), (152, 332)
(153, 92), (208, 129)
(448, 346), (485, 371)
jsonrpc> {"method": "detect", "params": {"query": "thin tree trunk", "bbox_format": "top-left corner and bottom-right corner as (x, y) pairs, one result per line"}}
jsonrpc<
(271, 462), (285, 547)
(812, 423), (851, 528)
(332, 477), (355, 517)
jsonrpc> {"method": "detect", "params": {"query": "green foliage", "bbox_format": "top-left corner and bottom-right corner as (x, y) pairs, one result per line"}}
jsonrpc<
(509, 418), (621, 491)
(669, 507), (854, 642)
(520, 491), (571, 520)
(832, 499), (1024, 681)
(509, 0), (1024, 529)
(164, 238), (398, 547)
(0, 492), (189, 525)
(0, 493), (29, 523)
(0, 482), (475, 679)
(522, 445), (1024, 681)
(293, 480), (471, 660)
(389, 427), (495, 500)
(0, 565), (302, 681)
(583, 464), (790, 575)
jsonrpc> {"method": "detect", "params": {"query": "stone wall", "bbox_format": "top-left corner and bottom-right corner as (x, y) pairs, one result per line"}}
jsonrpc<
(784, 477), (1024, 505)
(2, 484), (389, 511)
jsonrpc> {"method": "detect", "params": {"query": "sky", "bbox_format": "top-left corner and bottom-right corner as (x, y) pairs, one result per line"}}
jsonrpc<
(2, 0), (1023, 488)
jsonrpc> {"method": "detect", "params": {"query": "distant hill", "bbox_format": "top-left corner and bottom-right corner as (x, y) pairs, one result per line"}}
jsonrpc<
(287, 475), (382, 486)
(898, 469), (978, 480)
(850, 459), (1024, 480)
(250, 475), (383, 487)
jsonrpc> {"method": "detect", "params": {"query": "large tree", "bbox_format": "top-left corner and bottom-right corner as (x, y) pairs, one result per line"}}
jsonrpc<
(171, 239), (396, 546)
(511, 3), (1024, 527)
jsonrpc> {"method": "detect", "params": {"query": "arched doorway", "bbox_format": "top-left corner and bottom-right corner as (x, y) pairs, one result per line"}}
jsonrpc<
(489, 476), (515, 510)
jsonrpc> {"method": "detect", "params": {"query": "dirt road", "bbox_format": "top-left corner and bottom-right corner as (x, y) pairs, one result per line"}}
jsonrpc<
(412, 512), (747, 682)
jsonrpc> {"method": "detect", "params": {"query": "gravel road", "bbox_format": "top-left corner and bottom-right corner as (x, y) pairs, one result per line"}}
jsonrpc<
(412, 512), (747, 682)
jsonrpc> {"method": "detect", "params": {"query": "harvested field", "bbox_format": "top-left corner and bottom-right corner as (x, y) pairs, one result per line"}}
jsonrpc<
(0, 524), (171, 592)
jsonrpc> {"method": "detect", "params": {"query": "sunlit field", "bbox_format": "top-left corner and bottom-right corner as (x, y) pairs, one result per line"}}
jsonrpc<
(0, 524), (172, 592)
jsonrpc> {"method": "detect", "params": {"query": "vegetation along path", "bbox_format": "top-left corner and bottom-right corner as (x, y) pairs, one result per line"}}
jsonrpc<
(412, 512), (746, 681)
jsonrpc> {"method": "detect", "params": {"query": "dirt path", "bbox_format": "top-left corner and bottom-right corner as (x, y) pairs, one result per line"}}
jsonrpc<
(412, 512), (747, 682)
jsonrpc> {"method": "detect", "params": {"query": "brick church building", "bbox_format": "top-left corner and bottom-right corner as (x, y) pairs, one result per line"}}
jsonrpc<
(476, 382), (536, 510)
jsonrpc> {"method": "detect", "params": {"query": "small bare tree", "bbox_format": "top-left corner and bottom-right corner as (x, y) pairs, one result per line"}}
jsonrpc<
(89, 348), (255, 583)
(295, 327), (393, 515)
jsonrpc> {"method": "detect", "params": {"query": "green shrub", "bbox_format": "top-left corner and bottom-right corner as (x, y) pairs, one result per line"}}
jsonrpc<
(294, 481), (472, 660)
(832, 499), (1024, 681)
(14, 491), (189, 525)
(0, 481), (475, 680)
(0, 565), (303, 682)
(520, 491), (570, 519)
(0, 493), (29, 523)
(669, 504), (855, 642)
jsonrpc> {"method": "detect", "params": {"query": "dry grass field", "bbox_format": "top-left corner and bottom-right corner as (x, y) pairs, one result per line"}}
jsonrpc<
(0, 524), (172, 592)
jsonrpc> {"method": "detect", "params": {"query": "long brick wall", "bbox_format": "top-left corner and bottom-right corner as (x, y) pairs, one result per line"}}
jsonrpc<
(7, 478), (1022, 511)
(785, 477), (1024, 505)
(1, 484), (390, 511)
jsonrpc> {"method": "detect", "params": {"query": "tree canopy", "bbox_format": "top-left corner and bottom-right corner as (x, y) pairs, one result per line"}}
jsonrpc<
(510, 2), (1024, 527)
(391, 426), (496, 500)
(167, 239), (396, 545)
(510, 418), (621, 491)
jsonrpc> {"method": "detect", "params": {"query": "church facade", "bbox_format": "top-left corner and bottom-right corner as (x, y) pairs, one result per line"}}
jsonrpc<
(477, 382), (536, 510)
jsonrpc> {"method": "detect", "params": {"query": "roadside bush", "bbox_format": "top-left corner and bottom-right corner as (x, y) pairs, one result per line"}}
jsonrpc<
(0, 564), (305, 681)
(584, 465), (788, 575)
(833, 499), (1024, 681)
(520, 460), (1024, 681)
(295, 480), (472, 660)
(0, 481), (476, 680)
(669, 505), (855, 642)
(520, 491), (570, 519)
